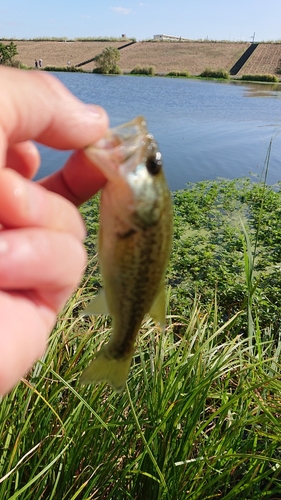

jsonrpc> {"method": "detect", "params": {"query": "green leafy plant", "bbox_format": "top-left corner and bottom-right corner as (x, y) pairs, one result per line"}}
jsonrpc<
(0, 41), (18, 65)
(93, 46), (122, 75)
(169, 175), (281, 336)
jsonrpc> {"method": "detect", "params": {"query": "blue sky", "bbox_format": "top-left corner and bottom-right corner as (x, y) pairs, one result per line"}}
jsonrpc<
(1, 0), (281, 42)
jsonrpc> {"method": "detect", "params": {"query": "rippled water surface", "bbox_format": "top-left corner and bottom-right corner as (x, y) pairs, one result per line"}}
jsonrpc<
(36, 73), (281, 191)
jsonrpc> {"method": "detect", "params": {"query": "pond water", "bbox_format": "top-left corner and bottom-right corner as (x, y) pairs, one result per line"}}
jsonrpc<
(36, 73), (281, 191)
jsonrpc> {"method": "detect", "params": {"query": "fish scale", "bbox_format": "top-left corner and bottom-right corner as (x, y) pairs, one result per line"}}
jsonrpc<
(107, 227), (165, 352)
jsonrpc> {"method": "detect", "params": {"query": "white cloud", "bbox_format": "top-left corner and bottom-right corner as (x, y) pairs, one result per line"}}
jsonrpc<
(110, 7), (132, 15)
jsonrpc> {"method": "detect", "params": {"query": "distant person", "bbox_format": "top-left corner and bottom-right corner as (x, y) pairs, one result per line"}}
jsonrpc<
(39, 59), (42, 68)
(34, 59), (38, 68)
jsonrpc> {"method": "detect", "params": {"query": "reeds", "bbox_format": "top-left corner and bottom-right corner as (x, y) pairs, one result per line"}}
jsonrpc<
(0, 277), (280, 498)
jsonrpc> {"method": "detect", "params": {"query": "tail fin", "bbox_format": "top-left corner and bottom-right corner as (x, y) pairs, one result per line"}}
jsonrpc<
(80, 346), (133, 393)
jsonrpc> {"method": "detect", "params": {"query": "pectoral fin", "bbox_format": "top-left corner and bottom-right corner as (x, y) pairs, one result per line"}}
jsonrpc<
(149, 282), (166, 329)
(81, 289), (110, 317)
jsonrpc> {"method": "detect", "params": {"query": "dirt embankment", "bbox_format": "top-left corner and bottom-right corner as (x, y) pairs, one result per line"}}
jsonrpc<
(10, 40), (281, 76)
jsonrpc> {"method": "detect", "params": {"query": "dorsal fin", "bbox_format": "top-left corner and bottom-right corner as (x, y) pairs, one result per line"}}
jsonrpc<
(149, 282), (166, 329)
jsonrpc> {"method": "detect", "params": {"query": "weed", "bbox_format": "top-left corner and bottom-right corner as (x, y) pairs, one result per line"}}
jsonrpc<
(130, 65), (155, 75)
(166, 70), (190, 77)
(200, 68), (230, 79)
(241, 74), (279, 82)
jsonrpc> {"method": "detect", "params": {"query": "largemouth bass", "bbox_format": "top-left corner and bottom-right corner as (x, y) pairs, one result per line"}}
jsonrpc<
(81, 116), (173, 392)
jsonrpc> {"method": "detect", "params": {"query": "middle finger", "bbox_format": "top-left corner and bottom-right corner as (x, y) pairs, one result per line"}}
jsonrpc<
(0, 168), (86, 240)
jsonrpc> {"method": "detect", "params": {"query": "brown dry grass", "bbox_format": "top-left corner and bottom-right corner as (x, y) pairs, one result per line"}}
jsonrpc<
(9, 40), (281, 76)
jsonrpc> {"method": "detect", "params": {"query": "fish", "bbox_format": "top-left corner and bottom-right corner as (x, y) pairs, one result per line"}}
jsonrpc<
(80, 116), (173, 392)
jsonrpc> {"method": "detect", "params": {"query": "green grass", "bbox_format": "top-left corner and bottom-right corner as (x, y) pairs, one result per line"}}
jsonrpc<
(0, 277), (280, 498)
(1, 279), (281, 499)
(1, 150), (281, 497)
(240, 74), (279, 83)
(44, 65), (86, 72)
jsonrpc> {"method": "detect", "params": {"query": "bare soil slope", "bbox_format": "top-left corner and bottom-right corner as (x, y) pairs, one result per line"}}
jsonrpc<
(237, 43), (281, 76)
(14, 40), (248, 75)
(118, 41), (249, 75)
(15, 41), (122, 69)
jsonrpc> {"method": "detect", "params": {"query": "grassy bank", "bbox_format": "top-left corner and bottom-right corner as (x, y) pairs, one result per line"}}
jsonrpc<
(1, 170), (281, 498)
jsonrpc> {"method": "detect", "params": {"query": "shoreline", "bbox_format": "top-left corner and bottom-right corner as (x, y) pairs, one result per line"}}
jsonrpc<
(40, 67), (281, 85)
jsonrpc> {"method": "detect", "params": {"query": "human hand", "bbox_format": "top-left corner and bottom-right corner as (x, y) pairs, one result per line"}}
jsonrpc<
(0, 67), (109, 395)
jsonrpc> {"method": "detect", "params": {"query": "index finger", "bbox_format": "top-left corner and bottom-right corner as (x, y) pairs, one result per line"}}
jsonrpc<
(0, 67), (109, 156)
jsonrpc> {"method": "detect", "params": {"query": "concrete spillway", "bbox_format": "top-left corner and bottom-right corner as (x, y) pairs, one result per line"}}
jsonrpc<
(229, 43), (259, 75)
(75, 41), (136, 68)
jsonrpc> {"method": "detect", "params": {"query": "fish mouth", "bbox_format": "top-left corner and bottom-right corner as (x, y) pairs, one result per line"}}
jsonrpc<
(84, 116), (153, 180)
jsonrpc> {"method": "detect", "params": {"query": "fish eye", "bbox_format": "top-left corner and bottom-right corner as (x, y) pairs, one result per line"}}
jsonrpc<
(146, 155), (162, 176)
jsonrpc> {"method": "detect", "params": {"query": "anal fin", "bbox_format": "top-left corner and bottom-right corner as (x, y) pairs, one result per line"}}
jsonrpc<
(81, 289), (110, 317)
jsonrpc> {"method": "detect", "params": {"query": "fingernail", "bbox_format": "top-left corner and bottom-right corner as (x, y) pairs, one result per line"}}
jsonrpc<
(85, 104), (102, 119)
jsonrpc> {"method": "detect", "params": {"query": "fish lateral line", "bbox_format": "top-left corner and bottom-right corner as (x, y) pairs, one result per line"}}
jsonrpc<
(81, 281), (166, 326)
